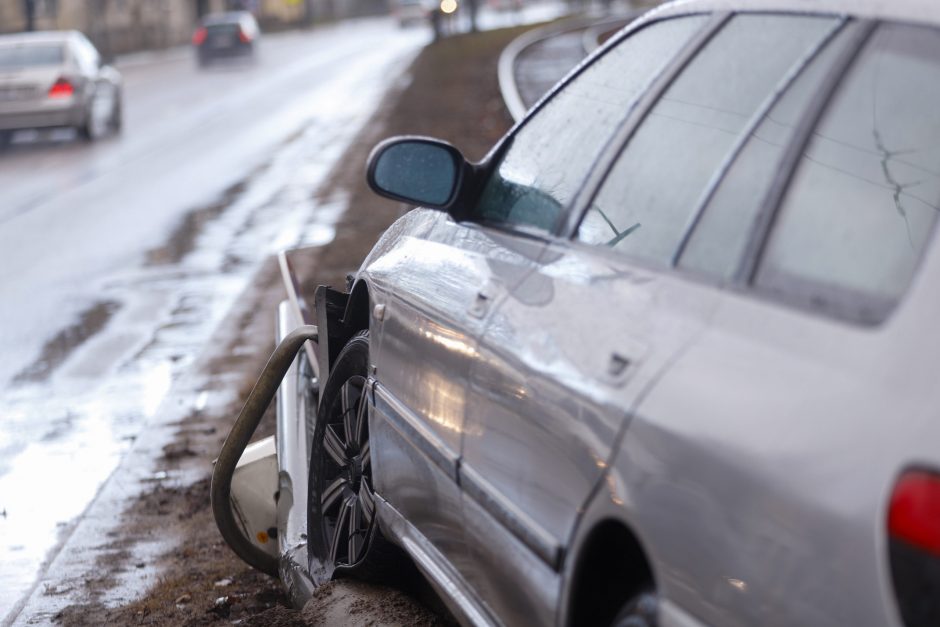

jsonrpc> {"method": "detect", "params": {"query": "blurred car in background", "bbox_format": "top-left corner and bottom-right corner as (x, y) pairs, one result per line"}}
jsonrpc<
(392, 0), (431, 27)
(193, 12), (260, 67)
(0, 31), (122, 145)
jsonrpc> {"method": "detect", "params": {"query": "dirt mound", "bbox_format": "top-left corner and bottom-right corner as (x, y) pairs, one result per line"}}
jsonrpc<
(302, 580), (447, 626)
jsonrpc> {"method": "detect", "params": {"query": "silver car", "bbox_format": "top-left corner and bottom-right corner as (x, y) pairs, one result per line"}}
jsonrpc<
(213, 1), (940, 626)
(0, 31), (122, 144)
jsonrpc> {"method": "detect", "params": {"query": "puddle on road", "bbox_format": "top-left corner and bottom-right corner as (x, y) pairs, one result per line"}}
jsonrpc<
(12, 300), (122, 385)
(145, 175), (254, 267)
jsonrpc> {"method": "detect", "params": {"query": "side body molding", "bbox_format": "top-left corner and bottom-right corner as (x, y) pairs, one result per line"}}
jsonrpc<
(371, 381), (563, 572)
(372, 382), (459, 483)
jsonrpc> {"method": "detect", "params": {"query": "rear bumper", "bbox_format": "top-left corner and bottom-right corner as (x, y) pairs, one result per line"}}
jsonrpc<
(197, 43), (254, 60)
(0, 102), (85, 131)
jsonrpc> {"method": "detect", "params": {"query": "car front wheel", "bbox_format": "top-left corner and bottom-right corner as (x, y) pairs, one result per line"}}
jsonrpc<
(307, 330), (404, 583)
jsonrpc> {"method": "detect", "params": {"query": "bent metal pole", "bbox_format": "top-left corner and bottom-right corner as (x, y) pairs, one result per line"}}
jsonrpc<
(210, 325), (319, 577)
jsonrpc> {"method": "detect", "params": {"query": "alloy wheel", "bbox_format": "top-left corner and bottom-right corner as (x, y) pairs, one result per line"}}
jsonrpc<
(317, 375), (376, 567)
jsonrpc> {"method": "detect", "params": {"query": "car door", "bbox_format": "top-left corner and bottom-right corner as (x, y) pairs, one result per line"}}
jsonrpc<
(365, 210), (517, 577)
(618, 21), (940, 627)
(457, 12), (846, 624)
(366, 9), (711, 596)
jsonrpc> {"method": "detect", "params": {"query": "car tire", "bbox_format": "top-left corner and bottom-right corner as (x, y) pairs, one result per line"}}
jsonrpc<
(307, 330), (406, 584)
(611, 588), (658, 627)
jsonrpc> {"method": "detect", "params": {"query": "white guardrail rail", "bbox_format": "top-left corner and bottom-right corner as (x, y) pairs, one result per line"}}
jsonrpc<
(497, 13), (638, 122)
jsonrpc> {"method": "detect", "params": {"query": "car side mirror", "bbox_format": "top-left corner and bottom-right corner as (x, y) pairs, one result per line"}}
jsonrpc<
(366, 137), (465, 210)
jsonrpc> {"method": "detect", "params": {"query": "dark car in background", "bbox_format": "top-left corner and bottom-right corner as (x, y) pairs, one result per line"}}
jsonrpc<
(0, 31), (122, 144)
(193, 12), (260, 67)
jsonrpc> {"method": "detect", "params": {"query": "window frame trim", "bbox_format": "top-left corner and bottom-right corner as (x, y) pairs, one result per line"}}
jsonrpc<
(739, 19), (940, 326)
(733, 19), (879, 285)
(558, 10), (732, 238)
(669, 15), (850, 266)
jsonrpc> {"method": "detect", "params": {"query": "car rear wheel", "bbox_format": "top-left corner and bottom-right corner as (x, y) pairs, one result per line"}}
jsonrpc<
(307, 330), (404, 583)
(78, 109), (101, 142)
(611, 589), (658, 627)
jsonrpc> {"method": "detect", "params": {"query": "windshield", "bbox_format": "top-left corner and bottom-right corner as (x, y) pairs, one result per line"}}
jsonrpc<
(0, 44), (64, 69)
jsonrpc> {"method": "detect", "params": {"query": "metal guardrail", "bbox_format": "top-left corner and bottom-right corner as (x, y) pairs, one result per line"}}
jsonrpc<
(498, 15), (606, 122)
(497, 13), (637, 122)
(580, 16), (633, 53)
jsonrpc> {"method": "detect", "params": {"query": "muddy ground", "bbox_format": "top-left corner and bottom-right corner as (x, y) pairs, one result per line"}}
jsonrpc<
(51, 24), (525, 627)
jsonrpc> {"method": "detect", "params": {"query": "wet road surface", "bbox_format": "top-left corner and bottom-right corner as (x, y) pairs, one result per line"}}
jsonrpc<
(0, 18), (429, 619)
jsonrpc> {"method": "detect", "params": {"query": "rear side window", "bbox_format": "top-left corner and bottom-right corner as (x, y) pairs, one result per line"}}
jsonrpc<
(207, 24), (240, 35)
(755, 23), (940, 323)
(0, 45), (64, 69)
(576, 14), (839, 265)
(677, 23), (854, 280)
(471, 15), (708, 232)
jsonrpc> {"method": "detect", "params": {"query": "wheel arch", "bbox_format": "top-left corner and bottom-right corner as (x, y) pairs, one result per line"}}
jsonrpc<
(343, 278), (372, 335)
(565, 518), (656, 627)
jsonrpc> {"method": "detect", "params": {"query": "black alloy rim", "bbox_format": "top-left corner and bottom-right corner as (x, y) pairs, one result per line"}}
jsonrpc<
(318, 375), (376, 566)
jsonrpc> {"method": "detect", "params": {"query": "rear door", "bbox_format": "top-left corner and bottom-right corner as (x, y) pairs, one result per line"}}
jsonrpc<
(621, 21), (940, 626)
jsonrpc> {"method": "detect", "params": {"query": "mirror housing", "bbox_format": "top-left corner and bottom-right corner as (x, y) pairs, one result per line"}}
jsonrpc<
(366, 137), (466, 210)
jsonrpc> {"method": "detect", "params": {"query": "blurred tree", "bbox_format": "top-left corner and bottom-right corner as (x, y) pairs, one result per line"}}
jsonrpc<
(23, 0), (35, 30)
(465, 0), (476, 32)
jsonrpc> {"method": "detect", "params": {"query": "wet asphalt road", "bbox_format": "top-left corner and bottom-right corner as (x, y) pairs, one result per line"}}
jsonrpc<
(0, 18), (429, 619)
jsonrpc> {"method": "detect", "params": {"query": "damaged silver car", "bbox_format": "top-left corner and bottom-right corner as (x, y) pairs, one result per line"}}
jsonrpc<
(212, 1), (940, 625)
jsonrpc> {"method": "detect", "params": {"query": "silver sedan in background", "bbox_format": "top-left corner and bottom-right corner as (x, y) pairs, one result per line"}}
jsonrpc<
(0, 31), (122, 145)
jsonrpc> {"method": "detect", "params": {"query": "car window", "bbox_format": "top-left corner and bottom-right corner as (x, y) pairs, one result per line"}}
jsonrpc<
(576, 14), (839, 266)
(470, 15), (709, 232)
(754, 23), (940, 323)
(0, 44), (64, 69)
(677, 22), (854, 280)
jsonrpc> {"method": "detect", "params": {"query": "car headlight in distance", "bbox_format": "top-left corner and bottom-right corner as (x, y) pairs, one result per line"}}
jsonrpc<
(888, 468), (940, 627)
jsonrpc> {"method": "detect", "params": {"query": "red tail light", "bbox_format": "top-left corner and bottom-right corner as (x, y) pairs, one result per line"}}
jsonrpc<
(888, 469), (940, 627)
(238, 28), (252, 44)
(47, 78), (74, 99)
(192, 27), (207, 46)
(890, 470), (940, 555)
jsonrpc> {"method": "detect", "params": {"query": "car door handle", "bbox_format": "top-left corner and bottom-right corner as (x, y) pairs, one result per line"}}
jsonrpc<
(602, 351), (640, 387)
(607, 352), (631, 376)
(468, 281), (499, 318)
(468, 291), (489, 318)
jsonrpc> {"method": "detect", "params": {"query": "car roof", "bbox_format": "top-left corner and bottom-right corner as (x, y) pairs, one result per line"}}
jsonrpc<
(648, 0), (940, 28)
(0, 31), (75, 46)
